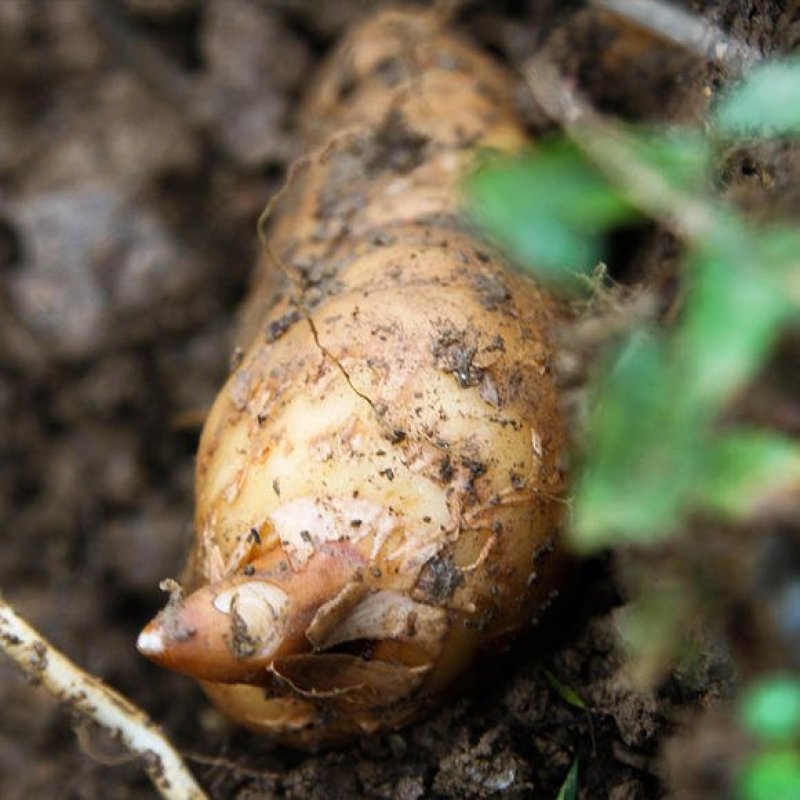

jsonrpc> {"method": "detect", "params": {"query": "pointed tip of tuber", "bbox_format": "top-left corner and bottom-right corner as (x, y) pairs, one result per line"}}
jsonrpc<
(136, 578), (291, 684)
(136, 626), (165, 657)
(138, 545), (369, 685)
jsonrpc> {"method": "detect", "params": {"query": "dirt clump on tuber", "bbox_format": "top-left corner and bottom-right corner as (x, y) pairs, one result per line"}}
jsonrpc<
(138, 6), (567, 747)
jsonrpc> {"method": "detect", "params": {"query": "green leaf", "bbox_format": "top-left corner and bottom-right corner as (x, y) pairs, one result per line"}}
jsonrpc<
(570, 231), (794, 551)
(570, 331), (703, 549)
(715, 58), (800, 137)
(544, 670), (588, 711)
(465, 141), (637, 286)
(738, 751), (800, 800)
(555, 759), (579, 800)
(676, 242), (789, 411)
(627, 128), (712, 193)
(740, 675), (800, 743)
(755, 226), (800, 311)
(700, 432), (800, 519)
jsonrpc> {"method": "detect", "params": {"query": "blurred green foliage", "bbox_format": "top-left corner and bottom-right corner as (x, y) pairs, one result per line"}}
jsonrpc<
(468, 58), (800, 799)
(467, 140), (635, 287)
(466, 58), (800, 551)
(715, 58), (800, 137)
(739, 674), (800, 799)
(738, 751), (800, 800)
(741, 675), (800, 743)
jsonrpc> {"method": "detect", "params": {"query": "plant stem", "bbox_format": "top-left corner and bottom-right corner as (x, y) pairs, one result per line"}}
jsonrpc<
(522, 60), (724, 243)
(593, 0), (760, 69)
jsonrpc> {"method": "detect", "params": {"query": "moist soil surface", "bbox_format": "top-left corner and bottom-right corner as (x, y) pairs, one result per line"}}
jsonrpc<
(1, 1), (798, 798)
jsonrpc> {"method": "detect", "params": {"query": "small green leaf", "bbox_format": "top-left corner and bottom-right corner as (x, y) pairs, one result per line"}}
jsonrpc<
(555, 759), (579, 800)
(465, 141), (636, 285)
(677, 242), (789, 411)
(700, 432), (800, 519)
(755, 227), (800, 311)
(544, 670), (588, 711)
(715, 58), (800, 137)
(570, 331), (703, 549)
(738, 751), (800, 800)
(740, 675), (800, 743)
(627, 128), (712, 193)
(570, 232), (794, 551)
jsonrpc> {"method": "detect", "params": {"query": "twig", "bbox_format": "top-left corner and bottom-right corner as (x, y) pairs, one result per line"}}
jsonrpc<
(592, 0), (761, 70)
(522, 59), (724, 244)
(0, 594), (208, 800)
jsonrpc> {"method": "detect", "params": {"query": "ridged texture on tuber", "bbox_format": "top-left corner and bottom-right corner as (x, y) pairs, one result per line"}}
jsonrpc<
(138, 6), (566, 747)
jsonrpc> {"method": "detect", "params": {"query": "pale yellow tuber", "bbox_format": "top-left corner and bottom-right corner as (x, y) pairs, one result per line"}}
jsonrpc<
(138, 6), (566, 748)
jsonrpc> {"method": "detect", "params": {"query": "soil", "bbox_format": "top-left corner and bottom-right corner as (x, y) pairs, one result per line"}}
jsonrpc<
(1, 1), (798, 798)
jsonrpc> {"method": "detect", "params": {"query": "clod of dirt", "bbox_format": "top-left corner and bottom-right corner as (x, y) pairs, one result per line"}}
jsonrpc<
(122, 0), (198, 17)
(609, 779), (649, 800)
(432, 727), (533, 799)
(198, 0), (311, 166)
(3, 186), (211, 362)
(662, 709), (750, 800)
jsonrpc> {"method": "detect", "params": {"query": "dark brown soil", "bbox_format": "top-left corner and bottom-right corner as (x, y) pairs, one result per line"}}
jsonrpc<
(1, 1), (798, 798)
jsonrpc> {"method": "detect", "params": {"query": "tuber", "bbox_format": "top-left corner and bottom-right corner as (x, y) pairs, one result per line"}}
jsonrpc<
(138, 6), (566, 748)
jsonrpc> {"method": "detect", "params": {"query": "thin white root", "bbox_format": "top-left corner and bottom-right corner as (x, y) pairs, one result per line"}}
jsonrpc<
(0, 594), (208, 800)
